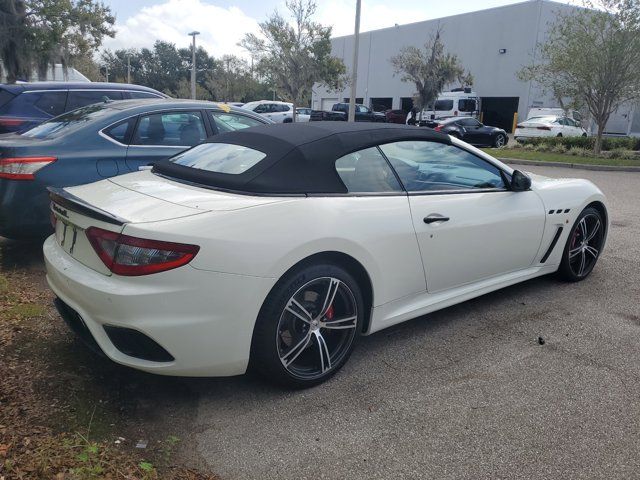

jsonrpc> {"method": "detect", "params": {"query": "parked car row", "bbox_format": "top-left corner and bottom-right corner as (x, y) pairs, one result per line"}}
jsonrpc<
(310, 102), (387, 122)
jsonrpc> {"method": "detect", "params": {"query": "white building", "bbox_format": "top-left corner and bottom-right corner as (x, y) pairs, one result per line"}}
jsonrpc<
(313, 0), (640, 136)
(1, 64), (90, 83)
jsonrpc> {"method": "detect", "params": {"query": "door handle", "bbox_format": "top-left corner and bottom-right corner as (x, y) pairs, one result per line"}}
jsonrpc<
(424, 214), (450, 224)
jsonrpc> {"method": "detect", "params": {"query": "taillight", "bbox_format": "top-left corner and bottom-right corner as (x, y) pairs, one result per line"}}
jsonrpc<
(537, 126), (552, 131)
(86, 227), (200, 276)
(434, 124), (444, 132)
(0, 157), (56, 180)
(0, 118), (26, 127)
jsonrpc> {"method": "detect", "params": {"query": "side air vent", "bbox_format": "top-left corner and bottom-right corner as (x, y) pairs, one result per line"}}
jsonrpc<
(540, 226), (564, 263)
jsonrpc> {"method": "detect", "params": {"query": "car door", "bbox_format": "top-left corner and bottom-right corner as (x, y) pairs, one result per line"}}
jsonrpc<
(333, 146), (427, 301)
(379, 140), (546, 293)
(125, 110), (208, 172)
(459, 118), (484, 144)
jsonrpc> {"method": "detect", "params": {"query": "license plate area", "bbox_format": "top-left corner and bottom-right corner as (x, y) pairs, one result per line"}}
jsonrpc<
(55, 218), (84, 256)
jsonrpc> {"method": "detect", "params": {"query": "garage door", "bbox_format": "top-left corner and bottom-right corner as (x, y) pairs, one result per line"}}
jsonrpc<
(321, 98), (338, 111)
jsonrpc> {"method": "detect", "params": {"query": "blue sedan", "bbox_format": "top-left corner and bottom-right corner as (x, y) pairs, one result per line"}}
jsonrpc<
(0, 99), (271, 238)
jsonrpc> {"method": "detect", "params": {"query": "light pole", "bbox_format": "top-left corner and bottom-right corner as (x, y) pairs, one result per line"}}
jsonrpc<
(126, 53), (131, 84)
(348, 0), (361, 122)
(188, 31), (200, 100)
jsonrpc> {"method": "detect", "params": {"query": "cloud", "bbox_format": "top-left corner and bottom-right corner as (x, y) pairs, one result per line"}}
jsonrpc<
(316, 0), (431, 37)
(103, 0), (259, 57)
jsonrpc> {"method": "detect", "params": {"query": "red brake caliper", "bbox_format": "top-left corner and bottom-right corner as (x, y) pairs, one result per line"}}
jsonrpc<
(325, 304), (334, 320)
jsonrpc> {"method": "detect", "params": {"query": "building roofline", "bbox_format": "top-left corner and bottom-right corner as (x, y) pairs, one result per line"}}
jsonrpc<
(330, 0), (578, 40)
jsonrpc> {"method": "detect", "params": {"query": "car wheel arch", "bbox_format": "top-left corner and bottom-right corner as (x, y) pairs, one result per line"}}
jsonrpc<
(257, 250), (374, 336)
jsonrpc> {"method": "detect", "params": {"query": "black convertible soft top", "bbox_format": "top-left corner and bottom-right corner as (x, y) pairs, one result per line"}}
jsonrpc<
(153, 122), (451, 195)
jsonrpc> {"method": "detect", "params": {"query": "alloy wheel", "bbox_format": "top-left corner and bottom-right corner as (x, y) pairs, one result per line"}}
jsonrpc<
(568, 213), (603, 277)
(276, 277), (358, 380)
(495, 134), (506, 147)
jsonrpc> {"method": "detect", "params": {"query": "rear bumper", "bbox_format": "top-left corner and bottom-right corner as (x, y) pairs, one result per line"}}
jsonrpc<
(44, 235), (277, 376)
(0, 179), (52, 238)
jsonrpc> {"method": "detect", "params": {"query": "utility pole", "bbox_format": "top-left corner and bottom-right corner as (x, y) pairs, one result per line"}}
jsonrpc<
(188, 31), (200, 100)
(104, 64), (109, 82)
(126, 54), (131, 84)
(348, 0), (361, 122)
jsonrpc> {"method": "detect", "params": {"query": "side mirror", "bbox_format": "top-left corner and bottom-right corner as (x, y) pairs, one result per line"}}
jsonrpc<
(510, 170), (531, 191)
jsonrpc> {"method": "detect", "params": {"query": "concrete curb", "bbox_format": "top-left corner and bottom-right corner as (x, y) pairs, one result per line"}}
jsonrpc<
(497, 157), (640, 172)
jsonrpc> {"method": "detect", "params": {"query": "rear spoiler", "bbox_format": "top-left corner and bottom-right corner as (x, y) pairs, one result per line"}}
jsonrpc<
(48, 186), (128, 226)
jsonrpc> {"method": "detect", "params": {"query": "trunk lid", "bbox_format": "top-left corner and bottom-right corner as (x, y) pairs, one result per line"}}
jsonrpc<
(50, 170), (291, 274)
(106, 170), (291, 212)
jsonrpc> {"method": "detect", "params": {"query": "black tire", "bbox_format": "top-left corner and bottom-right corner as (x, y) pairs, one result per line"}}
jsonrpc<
(557, 133), (563, 137)
(582, 133), (588, 137)
(283, 117), (293, 123)
(251, 263), (364, 388)
(557, 207), (605, 282)
(493, 133), (507, 148)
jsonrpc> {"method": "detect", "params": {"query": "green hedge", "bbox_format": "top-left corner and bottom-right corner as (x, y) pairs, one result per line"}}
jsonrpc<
(517, 136), (640, 151)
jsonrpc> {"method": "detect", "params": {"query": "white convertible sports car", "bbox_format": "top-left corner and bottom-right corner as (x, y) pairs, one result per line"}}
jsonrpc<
(44, 123), (608, 387)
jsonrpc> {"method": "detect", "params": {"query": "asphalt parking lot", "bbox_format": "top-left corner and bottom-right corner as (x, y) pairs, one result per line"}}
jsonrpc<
(183, 164), (640, 480)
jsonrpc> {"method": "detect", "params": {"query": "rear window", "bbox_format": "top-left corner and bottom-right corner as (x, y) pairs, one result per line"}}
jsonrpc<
(434, 100), (454, 111)
(0, 90), (67, 117)
(170, 143), (266, 174)
(20, 104), (111, 139)
(0, 89), (16, 109)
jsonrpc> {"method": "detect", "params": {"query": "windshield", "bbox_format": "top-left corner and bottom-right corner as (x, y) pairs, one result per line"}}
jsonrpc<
(170, 143), (266, 175)
(19, 104), (112, 139)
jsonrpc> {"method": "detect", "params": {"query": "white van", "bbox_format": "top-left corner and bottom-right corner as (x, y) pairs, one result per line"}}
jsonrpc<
(406, 89), (480, 125)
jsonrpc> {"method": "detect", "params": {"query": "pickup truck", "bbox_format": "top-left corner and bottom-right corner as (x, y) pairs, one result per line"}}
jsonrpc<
(310, 103), (386, 122)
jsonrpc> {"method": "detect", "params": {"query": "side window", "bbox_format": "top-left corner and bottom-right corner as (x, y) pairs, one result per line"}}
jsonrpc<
(131, 111), (206, 146)
(103, 119), (133, 144)
(335, 147), (402, 193)
(459, 99), (477, 112)
(279, 104), (291, 112)
(253, 104), (267, 114)
(379, 141), (506, 192)
(66, 90), (124, 111)
(128, 91), (161, 99)
(459, 118), (479, 127)
(33, 91), (67, 116)
(209, 111), (264, 133)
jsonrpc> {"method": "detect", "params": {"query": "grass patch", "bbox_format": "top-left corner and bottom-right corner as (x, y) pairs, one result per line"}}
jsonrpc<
(0, 245), (218, 480)
(482, 148), (640, 167)
(6, 302), (46, 319)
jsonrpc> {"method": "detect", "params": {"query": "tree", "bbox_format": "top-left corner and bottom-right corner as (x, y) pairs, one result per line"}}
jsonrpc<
(518, 0), (640, 153)
(0, 0), (30, 82)
(240, 0), (346, 121)
(0, 0), (114, 82)
(390, 29), (472, 122)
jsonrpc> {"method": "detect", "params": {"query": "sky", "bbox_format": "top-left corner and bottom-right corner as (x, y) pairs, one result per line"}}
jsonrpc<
(101, 0), (577, 57)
